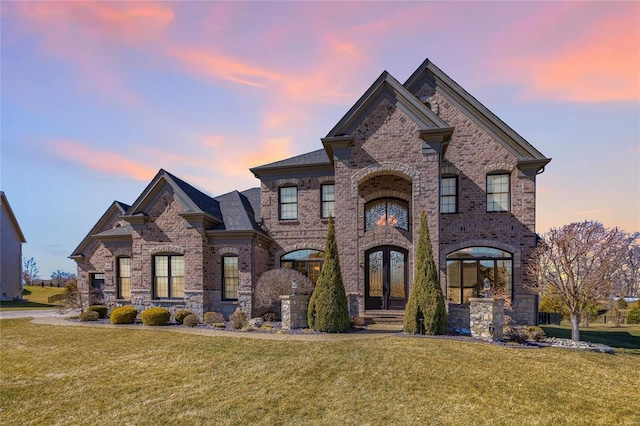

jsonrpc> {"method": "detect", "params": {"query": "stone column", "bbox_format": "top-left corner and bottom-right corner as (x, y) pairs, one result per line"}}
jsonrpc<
(280, 295), (310, 329)
(238, 290), (252, 317)
(469, 298), (504, 340)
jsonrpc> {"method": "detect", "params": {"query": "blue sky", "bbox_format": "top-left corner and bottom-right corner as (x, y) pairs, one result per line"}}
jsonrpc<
(1, 1), (638, 278)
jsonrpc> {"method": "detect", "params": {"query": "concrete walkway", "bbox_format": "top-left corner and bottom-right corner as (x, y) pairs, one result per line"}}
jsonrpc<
(7, 314), (402, 342)
(0, 309), (79, 320)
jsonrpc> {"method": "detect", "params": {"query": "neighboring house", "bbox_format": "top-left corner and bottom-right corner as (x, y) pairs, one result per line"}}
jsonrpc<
(1, 192), (27, 301)
(71, 59), (550, 324)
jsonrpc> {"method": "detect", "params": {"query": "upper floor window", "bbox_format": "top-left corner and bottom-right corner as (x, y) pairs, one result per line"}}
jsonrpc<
(321, 183), (335, 219)
(117, 257), (131, 299)
(154, 254), (184, 299)
(440, 176), (457, 214)
(222, 255), (239, 300)
(487, 173), (510, 212)
(279, 186), (298, 220)
(365, 198), (409, 231)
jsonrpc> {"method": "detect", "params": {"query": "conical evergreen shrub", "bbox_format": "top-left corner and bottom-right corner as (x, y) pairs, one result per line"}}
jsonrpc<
(307, 215), (350, 332)
(404, 211), (447, 335)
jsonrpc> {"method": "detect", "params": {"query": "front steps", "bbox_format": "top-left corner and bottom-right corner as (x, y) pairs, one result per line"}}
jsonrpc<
(363, 310), (405, 325)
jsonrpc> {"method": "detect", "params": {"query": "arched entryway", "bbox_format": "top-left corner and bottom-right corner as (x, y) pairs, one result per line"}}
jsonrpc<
(365, 246), (408, 310)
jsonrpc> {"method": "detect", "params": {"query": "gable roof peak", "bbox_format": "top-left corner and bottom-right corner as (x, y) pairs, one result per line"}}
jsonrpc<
(0, 191), (26, 243)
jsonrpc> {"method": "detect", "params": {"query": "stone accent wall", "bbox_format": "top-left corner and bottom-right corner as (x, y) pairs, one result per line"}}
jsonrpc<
(469, 298), (504, 340)
(512, 294), (537, 325)
(280, 294), (309, 329)
(447, 303), (470, 334)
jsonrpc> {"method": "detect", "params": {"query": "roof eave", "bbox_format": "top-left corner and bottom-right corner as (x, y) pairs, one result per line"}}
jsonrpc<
(251, 162), (333, 179)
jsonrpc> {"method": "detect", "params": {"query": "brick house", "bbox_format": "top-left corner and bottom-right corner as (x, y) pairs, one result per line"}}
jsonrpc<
(71, 59), (550, 324)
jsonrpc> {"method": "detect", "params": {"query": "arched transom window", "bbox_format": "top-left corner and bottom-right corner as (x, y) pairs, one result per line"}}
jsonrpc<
(281, 249), (325, 283)
(365, 198), (409, 231)
(446, 247), (512, 304)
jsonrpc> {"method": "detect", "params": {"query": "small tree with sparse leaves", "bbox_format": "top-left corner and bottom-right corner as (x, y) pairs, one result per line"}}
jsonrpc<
(404, 211), (447, 335)
(307, 215), (350, 332)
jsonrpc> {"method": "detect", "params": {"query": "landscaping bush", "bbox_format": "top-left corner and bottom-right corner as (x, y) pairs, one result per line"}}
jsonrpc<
(79, 310), (99, 322)
(230, 309), (248, 329)
(261, 311), (279, 322)
(110, 306), (138, 324)
(141, 307), (170, 326)
(627, 305), (640, 324)
(308, 215), (350, 333)
(526, 326), (546, 341)
(254, 268), (314, 309)
(174, 310), (193, 324)
(616, 298), (628, 309)
(504, 326), (528, 343)
(403, 211), (447, 335)
(182, 314), (200, 327)
(87, 305), (108, 319)
(203, 311), (224, 325)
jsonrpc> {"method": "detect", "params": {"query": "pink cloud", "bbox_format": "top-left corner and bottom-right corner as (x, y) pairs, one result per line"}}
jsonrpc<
(48, 140), (156, 181)
(166, 46), (284, 88)
(490, 4), (639, 102)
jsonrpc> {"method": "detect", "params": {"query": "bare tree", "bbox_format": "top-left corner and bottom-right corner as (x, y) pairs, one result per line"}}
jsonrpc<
(254, 268), (314, 310)
(50, 270), (74, 287)
(22, 257), (39, 286)
(528, 221), (628, 342)
(616, 232), (640, 298)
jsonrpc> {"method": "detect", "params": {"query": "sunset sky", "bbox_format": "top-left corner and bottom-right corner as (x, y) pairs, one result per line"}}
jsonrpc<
(1, 1), (638, 277)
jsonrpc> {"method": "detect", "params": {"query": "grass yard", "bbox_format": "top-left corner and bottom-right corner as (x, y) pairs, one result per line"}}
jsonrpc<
(21, 285), (67, 304)
(541, 325), (640, 354)
(1, 319), (639, 425)
(0, 286), (67, 311)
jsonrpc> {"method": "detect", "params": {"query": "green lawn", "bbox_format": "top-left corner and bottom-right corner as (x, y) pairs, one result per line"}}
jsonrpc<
(21, 285), (67, 304)
(541, 324), (640, 354)
(1, 286), (67, 311)
(1, 319), (639, 425)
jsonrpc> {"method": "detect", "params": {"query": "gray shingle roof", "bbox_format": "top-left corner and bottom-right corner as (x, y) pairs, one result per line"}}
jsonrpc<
(93, 224), (133, 238)
(162, 170), (222, 219)
(250, 149), (329, 171)
(211, 189), (264, 232)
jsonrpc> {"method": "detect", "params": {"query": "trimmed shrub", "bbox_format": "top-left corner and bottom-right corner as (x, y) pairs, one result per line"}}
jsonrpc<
(254, 268), (314, 309)
(79, 310), (99, 322)
(261, 311), (279, 322)
(204, 311), (225, 325)
(404, 211), (447, 335)
(504, 326), (528, 343)
(526, 326), (546, 341)
(110, 306), (138, 324)
(183, 314), (200, 327)
(230, 309), (248, 329)
(174, 310), (193, 325)
(87, 305), (108, 319)
(307, 215), (350, 333)
(141, 307), (170, 326)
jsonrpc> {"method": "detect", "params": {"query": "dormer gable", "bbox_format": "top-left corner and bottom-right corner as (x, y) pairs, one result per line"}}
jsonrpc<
(322, 71), (454, 162)
(122, 169), (222, 229)
(69, 200), (129, 259)
(404, 58), (551, 174)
